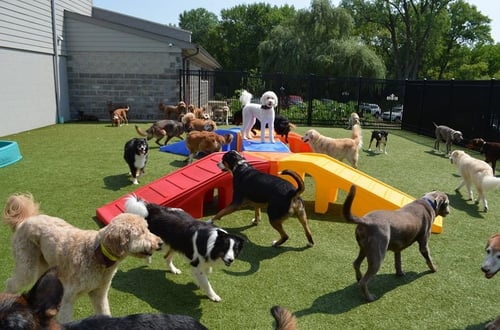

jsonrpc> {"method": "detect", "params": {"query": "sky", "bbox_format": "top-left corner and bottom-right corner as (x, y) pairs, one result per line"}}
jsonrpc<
(93, 0), (500, 43)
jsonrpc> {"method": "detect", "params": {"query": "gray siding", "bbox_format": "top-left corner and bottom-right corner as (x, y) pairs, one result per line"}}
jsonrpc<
(0, 0), (91, 54)
(0, 0), (91, 136)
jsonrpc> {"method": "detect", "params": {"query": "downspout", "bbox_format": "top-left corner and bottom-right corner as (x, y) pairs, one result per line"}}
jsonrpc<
(51, 0), (62, 123)
(181, 46), (200, 102)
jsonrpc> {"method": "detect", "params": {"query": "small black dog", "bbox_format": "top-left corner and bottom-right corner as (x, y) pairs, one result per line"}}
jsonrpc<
(208, 150), (314, 247)
(368, 130), (389, 154)
(124, 138), (148, 184)
(233, 111), (295, 143)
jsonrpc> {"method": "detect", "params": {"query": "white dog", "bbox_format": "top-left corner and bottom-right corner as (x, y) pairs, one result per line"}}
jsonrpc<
(450, 150), (500, 212)
(3, 193), (163, 322)
(240, 89), (278, 143)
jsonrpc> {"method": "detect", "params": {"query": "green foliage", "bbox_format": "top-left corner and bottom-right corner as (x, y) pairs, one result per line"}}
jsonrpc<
(259, 0), (385, 78)
(341, 0), (495, 80)
(1, 123), (499, 329)
(179, 8), (218, 45)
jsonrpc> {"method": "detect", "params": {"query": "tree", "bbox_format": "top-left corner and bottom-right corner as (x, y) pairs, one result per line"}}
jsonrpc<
(259, 0), (386, 78)
(214, 3), (296, 71)
(179, 8), (218, 47)
(341, 0), (494, 79)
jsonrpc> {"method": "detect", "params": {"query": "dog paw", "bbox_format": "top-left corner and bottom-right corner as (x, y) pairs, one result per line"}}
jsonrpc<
(168, 266), (182, 274)
(209, 294), (222, 302)
(251, 218), (260, 225)
(366, 294), (377, 302)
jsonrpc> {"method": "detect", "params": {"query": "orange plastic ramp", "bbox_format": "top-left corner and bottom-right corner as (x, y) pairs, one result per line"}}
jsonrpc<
(277, 153), (443, 233)
(96, 152), (270, 225)
(278, 131), (312, 153)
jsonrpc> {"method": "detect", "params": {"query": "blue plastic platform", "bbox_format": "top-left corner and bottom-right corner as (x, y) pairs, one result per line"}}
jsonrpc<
(241, 139), (290, 152)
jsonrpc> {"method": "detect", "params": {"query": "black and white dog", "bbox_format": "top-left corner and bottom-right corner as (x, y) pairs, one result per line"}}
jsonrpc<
(124, 138), (149, 185)
(368, 130), (389, 154)
(124, 196), (245, 302)
(208, 150), (314, 247)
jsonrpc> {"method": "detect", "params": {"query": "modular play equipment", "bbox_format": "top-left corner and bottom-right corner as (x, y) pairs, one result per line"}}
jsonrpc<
(97, 130), (443, 233)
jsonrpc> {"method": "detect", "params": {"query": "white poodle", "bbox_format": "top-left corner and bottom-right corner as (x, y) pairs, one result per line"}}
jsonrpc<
(240, 89), (278, 143)
(3, 193), (163, 322)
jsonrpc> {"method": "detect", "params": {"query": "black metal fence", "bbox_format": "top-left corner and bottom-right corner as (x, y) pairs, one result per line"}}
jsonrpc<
(180, 70), (500, 141)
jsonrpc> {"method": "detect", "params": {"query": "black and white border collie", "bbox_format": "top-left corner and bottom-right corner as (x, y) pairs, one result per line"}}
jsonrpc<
(124, 196), (245, 302)
(368, 130), (389, 154)
(124, 138), (149, 184)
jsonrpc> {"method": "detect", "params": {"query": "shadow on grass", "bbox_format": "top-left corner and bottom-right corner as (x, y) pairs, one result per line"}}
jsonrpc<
(424, 149), (450, 158)
(223, 223), (312, 277)
(111, 266), (204, 318)
(102, 173), (132, 191)
(465, 321), (494, 329)
(448, 190), (485, 218)
(294, 270), (430, 317)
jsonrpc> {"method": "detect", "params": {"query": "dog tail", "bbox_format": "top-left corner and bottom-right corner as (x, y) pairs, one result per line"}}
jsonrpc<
(280, 170), (305, 197)
(270, 306), (297, 330)
(482, 176), (500, 192)
(433, 122), (438, 128)
(352, 124), (363, 149)
(342, 185), (366, 224)
(124, 194), (149, 218)
(135, 125), (148, 137)
(240, 89), (253, 106)
(3, 193), (40, 231)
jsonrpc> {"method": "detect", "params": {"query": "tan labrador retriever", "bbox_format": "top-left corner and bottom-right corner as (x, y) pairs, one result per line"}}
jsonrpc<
(449, 150), (500, 212)
(482, 234), (500, 330)
(301, 125), (362, 168)
(342, 185), (450, 302)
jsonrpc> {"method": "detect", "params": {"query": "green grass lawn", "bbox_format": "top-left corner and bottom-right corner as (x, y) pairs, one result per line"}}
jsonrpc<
(1, 122), (499, 329)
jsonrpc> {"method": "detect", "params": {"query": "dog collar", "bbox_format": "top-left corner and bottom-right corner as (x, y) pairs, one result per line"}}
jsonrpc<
(261, 105), (272, 110)
(422, 197), (437, 210)
(95, 242), (118, 267)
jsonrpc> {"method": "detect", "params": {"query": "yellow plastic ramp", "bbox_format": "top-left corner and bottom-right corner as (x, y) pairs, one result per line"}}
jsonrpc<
(278, 153), (443, 234)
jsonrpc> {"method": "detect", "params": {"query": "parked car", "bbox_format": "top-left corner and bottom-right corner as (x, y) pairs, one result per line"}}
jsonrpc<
(281, 95), (303, 108)
(382, 105), (403, 121)
(359, 103), (381, 117)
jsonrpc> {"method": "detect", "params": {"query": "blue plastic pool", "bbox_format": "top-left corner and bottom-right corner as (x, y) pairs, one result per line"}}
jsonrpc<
(0, 141), (22, 168)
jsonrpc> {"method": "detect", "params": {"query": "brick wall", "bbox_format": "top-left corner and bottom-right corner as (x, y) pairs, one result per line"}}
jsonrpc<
(67, 51), (181, 121)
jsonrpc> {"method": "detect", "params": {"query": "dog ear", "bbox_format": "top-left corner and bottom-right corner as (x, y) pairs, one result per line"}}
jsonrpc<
(25, 267), (63, 319)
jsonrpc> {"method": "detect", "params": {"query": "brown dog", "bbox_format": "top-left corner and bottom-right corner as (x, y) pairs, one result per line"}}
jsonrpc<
(159, 101), (187, 121)
(185, 131), (233, 164)
(470, 138), (500, 174)
(482, 234), (500, 329)
(188, 104), (208, 119)
(135, 120), (185, 146)
(342, 185), (450, 302)
(183, 114), (217, 132)
(107, 101), (129, 126)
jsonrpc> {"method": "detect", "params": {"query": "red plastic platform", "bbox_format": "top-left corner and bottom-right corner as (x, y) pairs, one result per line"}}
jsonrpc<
(96, 152), (270, 225)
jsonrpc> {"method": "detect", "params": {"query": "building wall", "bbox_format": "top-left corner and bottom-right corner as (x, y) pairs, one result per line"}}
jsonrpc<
(65, 14), (183, 121)
(0, 0), (91, 136)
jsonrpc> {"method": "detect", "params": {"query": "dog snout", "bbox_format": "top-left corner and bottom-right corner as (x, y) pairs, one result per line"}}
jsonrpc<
(224, 257), (234, 266)
(153, 237), (164, 251)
